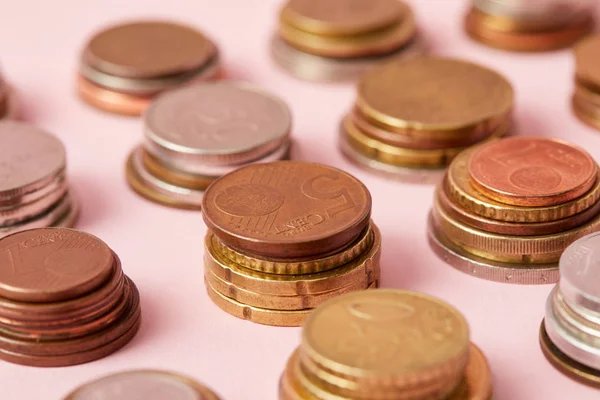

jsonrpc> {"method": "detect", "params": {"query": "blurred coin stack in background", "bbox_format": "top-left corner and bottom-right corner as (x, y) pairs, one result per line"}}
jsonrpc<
(126, 83), (292, 209)
(271, 0), (424, 82)
(465, 0), (595, 51)
(0, 228), (141, 367)
(429, 137), (600, 285)
(279, 290), (493, 400)
(572, 35), (600, 131)
(201, 161), (380, 326)
(541, 232), (600, 388)
(78, 21), (221, 116)
(0, 71), (17, 119)
(0, 122), (77, 238)
(339, 57), (513, 183)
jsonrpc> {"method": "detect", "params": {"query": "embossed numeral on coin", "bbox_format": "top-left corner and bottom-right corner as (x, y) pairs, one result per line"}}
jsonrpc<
(301, 173), (357, 218)
(2, 244), (35, 275)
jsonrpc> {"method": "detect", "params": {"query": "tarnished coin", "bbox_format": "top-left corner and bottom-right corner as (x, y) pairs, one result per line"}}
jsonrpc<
(575, 35), (600, 90)
(82, 21), (215, 79)
(64, 370), (221, 400)
(202, 161), (371, 258)
(0, 228), (113, 302)
(468, 137), (597, 207)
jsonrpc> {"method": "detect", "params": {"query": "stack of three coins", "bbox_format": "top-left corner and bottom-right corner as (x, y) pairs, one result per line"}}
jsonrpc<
(339, 57), (514, 183)
(572, 35), (600, 131)
(0, 228), (141, 367)
(429, 137), (600, 285)
(279, 290), (493, 400)
(201, 161), (380, 327)
(0, 122), (77, 238)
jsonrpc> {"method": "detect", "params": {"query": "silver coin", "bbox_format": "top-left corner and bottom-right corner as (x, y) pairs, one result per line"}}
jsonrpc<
(65, 370), (220, 400)
(143, 82), (292, 172)
(0, 121), (65, 200)
(270, 34), (426, 83)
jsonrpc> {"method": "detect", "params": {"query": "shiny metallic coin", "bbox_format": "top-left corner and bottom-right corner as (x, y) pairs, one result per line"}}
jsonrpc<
(0, 178), (68, 226)
(473, 0), (593, 23)
(64, 370), (222, 400)
(77, 75), (153, 116)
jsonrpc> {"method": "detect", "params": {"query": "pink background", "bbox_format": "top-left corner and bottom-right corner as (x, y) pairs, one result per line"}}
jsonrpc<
(1, 0), (599, 398)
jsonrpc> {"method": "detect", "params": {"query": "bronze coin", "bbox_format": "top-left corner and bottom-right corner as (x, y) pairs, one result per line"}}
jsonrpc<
(202, 161), (371, 258)
(0, 228), (114, 303)
(575, 35), (600, 89)
(468, 137), (597, 207)
(82, 21), (215, 79)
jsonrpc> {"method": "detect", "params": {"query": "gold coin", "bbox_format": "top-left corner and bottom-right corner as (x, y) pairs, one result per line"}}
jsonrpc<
(301, 290), (470, 390)
(356, 57), (513, 134)
(203, 222), (381, 296)
(572, 95), (600, 132)
(341, 113), (507, 168)
(574, 35), (600, 90)
(574, 81), (600, 108)
(212, 225), (373, 275)
(447, 148), (600, 223)
(141, 150), (215, 190)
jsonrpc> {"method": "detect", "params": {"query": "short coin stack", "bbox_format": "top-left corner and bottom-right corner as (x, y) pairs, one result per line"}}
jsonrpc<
(0, 228), (141, 367)
(572, 35), (600, 131)
(339, 57), (513, 183)
(0, 121), (78, 238)
(465, 0), (594, 51)
(201, 161), (380, 327)
(271, 0), (424, 82)
(126, 82), (292, 209)
(428, 136), (600, 285)
(78, 21), (221, 116)
(541, 232), (600, 388)
(279, 290), (492, 400)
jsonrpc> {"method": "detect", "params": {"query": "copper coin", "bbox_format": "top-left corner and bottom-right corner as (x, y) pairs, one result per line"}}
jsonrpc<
(82, 21), (215, 79)
(575, 35), (600, 89)
(77, 75), (152, 116)
(0, 228), (114, 302)
(468, 137), (597, 207)
(202, 161), (371, 258)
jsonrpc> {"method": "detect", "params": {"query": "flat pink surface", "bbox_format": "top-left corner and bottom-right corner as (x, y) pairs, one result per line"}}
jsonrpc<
(1, 0), (599, 399)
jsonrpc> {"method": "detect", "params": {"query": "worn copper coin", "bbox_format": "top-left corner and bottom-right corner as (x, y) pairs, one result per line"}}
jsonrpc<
(0, 228), (114, 302)
(82, 21), (215, 79)
(468, 137), (597, 207)
(202, 161), (371, 258)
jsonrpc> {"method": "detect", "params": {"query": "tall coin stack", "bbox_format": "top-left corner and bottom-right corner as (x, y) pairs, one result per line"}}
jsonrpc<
(78, 21), (221, 116)
(126, 82), (293, 209)
(279, 290), (493, 400)
(0, 121), (78, 238)
(541, 232), (600, 388)
(465, 0), (595, 51)
(339, 57), (513, 183)
(428, 137), (600, 285)
(0, 228), (141, 367)
(201, 161), (380, 327)
(0, 71), (17, 120)
(572, 35), (600, 131)
(271, 0), (424, 82)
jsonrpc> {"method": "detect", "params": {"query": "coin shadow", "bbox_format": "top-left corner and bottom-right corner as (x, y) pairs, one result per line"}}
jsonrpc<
(513, 111), (550, 138)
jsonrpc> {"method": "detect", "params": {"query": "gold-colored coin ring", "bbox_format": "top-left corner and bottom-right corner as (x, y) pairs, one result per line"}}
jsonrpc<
(212, 225), (373, 275)
(77, 74), (152, 116)
(141, 150), (215, 191)
(540, 320), (600, 388)
(204, 222), (381, 296)
(465, 8), (595, 52)
(205, 279), (378, 327)
(574, 79), (600, 107)
(342, 114), (507, 168)
(437, 179), (600, 236)
(279, 9), (416, 58)
(572, 96), (600, 132)
(432, 197), (600, 264)
(447, 148), (600, 223)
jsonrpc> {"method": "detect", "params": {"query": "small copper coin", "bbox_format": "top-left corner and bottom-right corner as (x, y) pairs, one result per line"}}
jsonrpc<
(575, 35), (600, 89)
(0, 228), (114, 302)
(82, 21), (215, 79)
(202, 161), (371, 258)
(468, 137), (597, 207)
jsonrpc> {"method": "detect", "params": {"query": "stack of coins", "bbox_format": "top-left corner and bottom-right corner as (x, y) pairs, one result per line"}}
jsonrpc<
(271, 0), (425, 82)
(126, 82), (292, 209)
(78, 21), (221, 116)
(428, 136), (600, 285)
(339, 57), (513, 183)
(465, 0), (594, 51)
(0, 121), (78, 238)
(201, 161), (380, 327)
(279, 290), (492, 400)
(572, 35), (600, 131)
(0, 71), (17, 120)
(64, 370), (221, 399)
(0, 228), (141, 367)
(541, 232), (600, 388)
